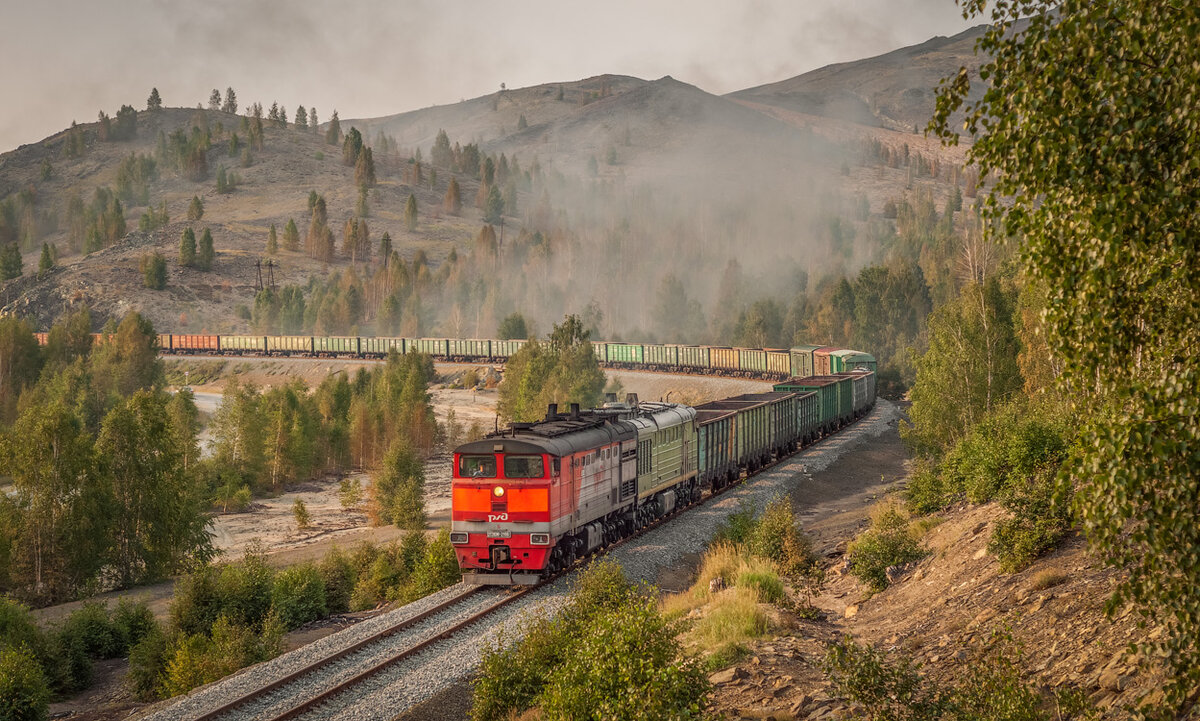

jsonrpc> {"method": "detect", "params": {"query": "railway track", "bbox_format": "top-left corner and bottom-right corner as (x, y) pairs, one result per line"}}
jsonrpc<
(184, 585), (528, 721)
(150, 400), (887, 721)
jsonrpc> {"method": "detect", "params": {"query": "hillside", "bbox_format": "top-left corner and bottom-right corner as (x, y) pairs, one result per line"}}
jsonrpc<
(0, 30), (980, 340)
(728, 22), (1001, 134)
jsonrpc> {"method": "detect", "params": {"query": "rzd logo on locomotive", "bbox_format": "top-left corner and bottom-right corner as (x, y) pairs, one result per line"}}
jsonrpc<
(488, 512), (509, 522)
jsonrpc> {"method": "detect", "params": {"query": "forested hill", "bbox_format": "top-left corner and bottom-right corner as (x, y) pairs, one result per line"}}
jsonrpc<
(0, 29), (977, 390)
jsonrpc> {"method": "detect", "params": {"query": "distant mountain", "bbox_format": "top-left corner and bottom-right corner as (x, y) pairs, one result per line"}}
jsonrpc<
(728, 23), (1002, 133)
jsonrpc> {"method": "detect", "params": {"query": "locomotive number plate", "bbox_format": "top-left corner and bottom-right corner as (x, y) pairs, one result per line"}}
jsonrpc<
(486, 530), (512, 538)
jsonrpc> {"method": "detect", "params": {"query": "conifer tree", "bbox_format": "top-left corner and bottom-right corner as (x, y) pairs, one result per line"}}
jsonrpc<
(208, 89), (221, 110)
(484, 186), (504, 223)
(147, 87), (162, 111)
(356, 185), (369, 218)
(308, 107), (318, 132)
(216, 165), (229, 194)
(267, 224), (278, 255)
(0, 242), (22, 279)
(325, 110), (341, 145)
(431, 129), (452, 168)
(38, 243), (54, 274)
(354, 147), (375, 187)
(140, 251), (167, 289)
(379, 232), (392, 265)
(283, 218), (299, 252)
(187, 195), (204, 221)
(343, 219), (359, 260)
(444, 178), (462, 215)
(343, 127), (363, 166)
(197, 228), (214, 270)
(294, 105), (308, 130)
(222, 88), (237, 114)
(405, 194), (418, 231)
(179, 227), (196, 267)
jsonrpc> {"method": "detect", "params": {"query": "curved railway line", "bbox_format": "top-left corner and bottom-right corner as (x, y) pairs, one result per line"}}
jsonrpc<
(147, 395), (893, 721)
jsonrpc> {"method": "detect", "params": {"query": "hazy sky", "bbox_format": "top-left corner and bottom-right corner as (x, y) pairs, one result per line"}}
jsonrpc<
(0, 0), (976, 153)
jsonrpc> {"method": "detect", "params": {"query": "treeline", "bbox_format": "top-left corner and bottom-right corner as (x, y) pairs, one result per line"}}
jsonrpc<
(204, 351), (439, 501)
(0, 310), (212, 603)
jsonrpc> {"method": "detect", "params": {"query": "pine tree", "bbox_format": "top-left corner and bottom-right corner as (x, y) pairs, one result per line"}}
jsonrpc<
(140, 251), (167, 289)
(325, 110), (341, 145)
(179, 227), (196, 267)
(444, 178), (462, 215)
(187, 195), (204, 221)
(197, 228), (214, 270)
(379, 232), (392, 265)
(216, 165), (229, 194)
(354, 147), (375, 187)
(38, 243), (54, 274)
(517, 114), (528, 131)
(222, 87), (237, 114)
(294, 105), (308, 130)
(292, 498), (310, 529)
(208, 89), (221, 110)
(343, 219), (359, 260)
(484, 186), (504, 223)
(283, 218), (299, 252)
(0, 242), (22, 279)
(356, 184), (369, 218)
(267, 224), (278, 255)
(147, 87), (162, 111)
(403, 194), (417, 230)
(308, 107), (318, 132)
(343, 127), (363, 166)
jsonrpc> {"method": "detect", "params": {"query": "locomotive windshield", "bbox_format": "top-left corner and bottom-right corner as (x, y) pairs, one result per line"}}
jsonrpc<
(503, 455), (545, 478)
(459, 454), (496, 478)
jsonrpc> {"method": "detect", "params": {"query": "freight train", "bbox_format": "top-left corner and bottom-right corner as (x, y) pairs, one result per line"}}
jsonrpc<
(450, 368), (877, 585)
(31, 332), (877, 382)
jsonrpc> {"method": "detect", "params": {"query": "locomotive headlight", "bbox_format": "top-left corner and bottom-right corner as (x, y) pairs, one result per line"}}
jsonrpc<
(493, 485), (505, 497)
(450, 532), (468, 544)
(530, 533), (550, 545)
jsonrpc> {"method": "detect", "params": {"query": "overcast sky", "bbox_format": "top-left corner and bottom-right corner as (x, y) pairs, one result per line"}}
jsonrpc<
(0, 0), (976, 153)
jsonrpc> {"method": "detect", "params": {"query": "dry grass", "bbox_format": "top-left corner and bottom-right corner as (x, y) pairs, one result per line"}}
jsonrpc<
(1029, 569), (1068, 591)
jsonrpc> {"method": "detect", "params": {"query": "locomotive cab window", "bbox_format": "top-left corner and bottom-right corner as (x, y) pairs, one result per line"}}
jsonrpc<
(504, 455), (545, 478)
(459, 454), (496, 478)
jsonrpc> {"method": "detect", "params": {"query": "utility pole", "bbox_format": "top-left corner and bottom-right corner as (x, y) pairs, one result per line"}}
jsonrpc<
(254, 258), (263, 291)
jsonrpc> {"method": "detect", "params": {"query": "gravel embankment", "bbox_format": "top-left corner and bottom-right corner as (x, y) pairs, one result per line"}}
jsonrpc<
(150, 400), (898, 721)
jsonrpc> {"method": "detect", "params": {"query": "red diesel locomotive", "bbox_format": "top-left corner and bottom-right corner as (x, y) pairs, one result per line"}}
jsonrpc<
(450, 403), (640, 585)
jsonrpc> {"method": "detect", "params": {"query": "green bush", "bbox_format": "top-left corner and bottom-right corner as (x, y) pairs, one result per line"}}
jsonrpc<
(216, 549), (274, 629)
(408, 529), (461, 599)
(162, 614), (282, 697)
(60, 602), (122, 659)
(748, 495), (819, 578)
(0, 597), (88, 697)
(128, 625), (171, 700)
(318, 547), (356, 614)
(711, 498), (757, 546)
(0, 645), (50, 721)
(905, 461), (950, 514)
(111, 599), (157, 651)
(170, 565), (223, 637)
(823, 637), (948, 720)
(988, 467), (1073, 572)
(51, 630), (93, 694)
(847, 503), (927, 593)
(271, 564), (327, 629)
(538, 596), (709, 721)
(940, 403), (1067, 505)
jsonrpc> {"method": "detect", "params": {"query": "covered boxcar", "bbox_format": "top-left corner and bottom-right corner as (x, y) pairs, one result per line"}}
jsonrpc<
(789, 344), (822, 378)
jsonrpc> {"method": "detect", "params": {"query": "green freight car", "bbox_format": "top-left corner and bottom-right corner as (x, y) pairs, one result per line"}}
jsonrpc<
(695, 406), (738, 490)
(607, 343), (644, 366)
(314, 336), (359, 356)
(789, 344), (822, 378)
(710, 347), (740, 373)
(727, 392), (800, 458)
(492, 339), (526, 359)
(737, 348), (768, 375)
(408, 338), (448, 356)
(829, 349), (877, 373)
(447, 339), (491, 360)
(694, 397), (773, 471)
(773, 376), (840, 434)
(765, 350), (791, 378)
(679, 345), (710, 371)
(219, 335), (266, 355)
(267, 335), (313, 355)
(361, 336), (405, 357)
(644, 344), (678, 368)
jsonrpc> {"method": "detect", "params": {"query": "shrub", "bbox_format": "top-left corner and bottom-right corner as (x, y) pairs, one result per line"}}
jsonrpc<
(170, 565), (223, 636)
(905, 461), (950, 514)
(823, 637), (948, 720)
(0, 645), (50, 721)
(128, 625), (171, 700)
(112, 599), (158, 651)
(940, 402), (1067, 505)
(51, 630), (93, 694)
(749, 496), (819, 578)
(847, 503), (927, 592)
(216, 548), (274, 629)
(60, 602), (123, 659)
(162, 614), (281, 697)
(690, 586), (769, 661)
(711, 498), (757, 546)
(408, 529), (461, 598)
(988, 467), (1072, 572)
(538, 595), (709, 721)
(319, 546), (356, 614)
(271, 564), (327, 629)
